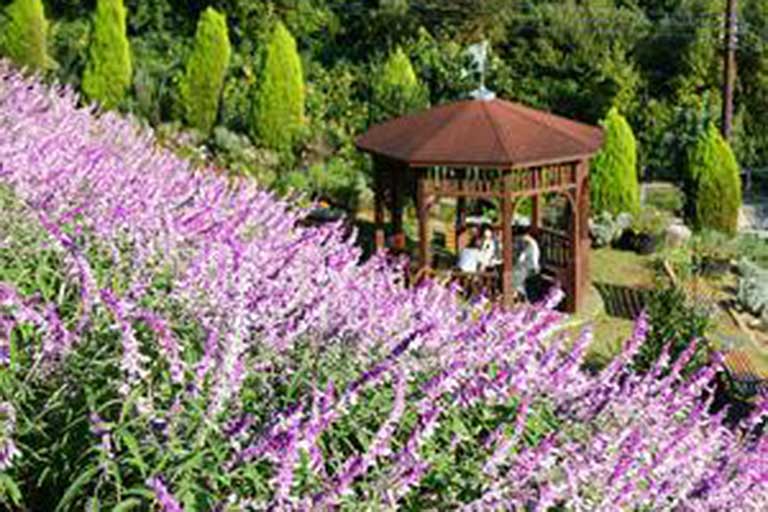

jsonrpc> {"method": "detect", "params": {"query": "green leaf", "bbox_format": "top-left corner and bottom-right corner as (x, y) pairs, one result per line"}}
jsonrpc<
(0, 473), (23, 506)
(112, 498), (142, 512)
(120, 431), (148, 477)
(55, 465), (99, 512)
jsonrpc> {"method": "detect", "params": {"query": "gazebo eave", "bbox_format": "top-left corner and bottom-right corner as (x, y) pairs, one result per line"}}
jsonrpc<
(356, 147), (601, 170)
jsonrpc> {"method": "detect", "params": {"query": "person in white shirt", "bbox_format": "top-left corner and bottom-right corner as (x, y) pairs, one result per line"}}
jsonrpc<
(478, 226), (501, 270)
(512, 227), (541, 300)
(457, 230), (482, 273)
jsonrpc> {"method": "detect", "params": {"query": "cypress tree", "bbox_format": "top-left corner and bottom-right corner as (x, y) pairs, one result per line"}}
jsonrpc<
(590, 107), (640, 215)
(252, 21), (305, 151)
(180, 8), (231, 134)
(81, 0), (132, 109)
(371, 47), (427, 122)
(685, 124), (742, 235)
(0, 0), (49, 72)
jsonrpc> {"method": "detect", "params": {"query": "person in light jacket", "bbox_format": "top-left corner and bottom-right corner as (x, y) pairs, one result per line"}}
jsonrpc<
(512, 227), (540, 301)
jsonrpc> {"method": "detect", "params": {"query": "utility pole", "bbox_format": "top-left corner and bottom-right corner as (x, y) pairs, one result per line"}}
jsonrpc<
(722, 0), (737, 140)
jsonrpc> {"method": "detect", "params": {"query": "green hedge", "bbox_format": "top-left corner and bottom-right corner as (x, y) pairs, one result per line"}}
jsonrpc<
(0, 0), (49, 72)
(179, 8), (231, 134)
(590, 107), (640, 216)
(81, 0), (132, 109)
(252, 21), (305, 152)
(685, 124), (742, 235)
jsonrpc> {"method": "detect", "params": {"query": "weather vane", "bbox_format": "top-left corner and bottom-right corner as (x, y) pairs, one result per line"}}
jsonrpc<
(467, 40), (495, 101)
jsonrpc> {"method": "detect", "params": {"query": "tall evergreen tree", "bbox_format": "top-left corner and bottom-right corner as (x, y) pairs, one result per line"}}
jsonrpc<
(179, 8), (231, 134)
(685, 124), (742, 235)
(82, 0), (132, 109)
(0, 0), (49, 72)
(371, 47), (427, 123)
(252, 21), (305, 152)
(591, 107), (640, 215)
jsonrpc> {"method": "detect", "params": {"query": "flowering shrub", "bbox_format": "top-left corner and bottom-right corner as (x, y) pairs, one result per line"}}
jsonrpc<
(0, 63), (766, 510)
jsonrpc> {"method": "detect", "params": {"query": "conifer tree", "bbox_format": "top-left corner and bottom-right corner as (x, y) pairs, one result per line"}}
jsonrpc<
(591, 107), (640, 215)
(0, 0), (49, 72)
(252, 21), (305, 151)
(685, 124), (742, 235)
(180, 8), (231, 134)
(82, 0), (132, 109)
(371, 47), (427, 123)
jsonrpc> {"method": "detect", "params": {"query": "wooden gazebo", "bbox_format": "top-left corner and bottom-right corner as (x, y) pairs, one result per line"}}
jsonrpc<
(356, 97), (603, 312)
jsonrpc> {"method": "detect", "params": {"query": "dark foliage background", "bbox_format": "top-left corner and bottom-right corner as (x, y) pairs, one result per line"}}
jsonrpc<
(3, 0), (766, 205)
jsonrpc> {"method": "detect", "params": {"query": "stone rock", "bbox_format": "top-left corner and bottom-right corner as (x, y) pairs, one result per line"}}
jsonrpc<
(665, 223), (692, 248)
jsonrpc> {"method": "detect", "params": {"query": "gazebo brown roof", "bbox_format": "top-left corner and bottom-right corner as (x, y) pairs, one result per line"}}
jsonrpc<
(356, 97), (604, 313)
(356, 98), (604, 168)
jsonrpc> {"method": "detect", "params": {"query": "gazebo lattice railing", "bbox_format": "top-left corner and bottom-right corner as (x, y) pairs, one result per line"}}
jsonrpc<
(357, 97), (603, 313)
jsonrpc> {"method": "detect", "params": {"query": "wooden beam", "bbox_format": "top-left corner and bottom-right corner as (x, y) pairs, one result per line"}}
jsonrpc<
(501, 174), (515, 308)
(391, 163), (406, 251)
(425, 183), (577, 200)
(374, 161), (385, 251)
(531, 176), (542, 233)
(417, 176), (431, 271)
(580, 161), (591, 298)
(455, 196), (466, 253)
(566, 162), (585, 313)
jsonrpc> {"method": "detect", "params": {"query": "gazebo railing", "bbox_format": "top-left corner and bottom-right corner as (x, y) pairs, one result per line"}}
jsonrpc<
(538, 228), (571, 270)
(424, 165), (578, 198)
(442, 269), (503, 301)
(409, 266), (504, 302)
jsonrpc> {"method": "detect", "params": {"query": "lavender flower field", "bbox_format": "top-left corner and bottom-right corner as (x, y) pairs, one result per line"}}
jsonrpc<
(0, 64), (766, 510)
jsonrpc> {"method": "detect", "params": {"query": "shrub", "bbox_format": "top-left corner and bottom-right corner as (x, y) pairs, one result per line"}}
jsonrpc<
(690, 230), (738, 264)
(179, 7), (231, 134)
(685, 124), (742, 235)
(737, 258), (768, 324)
(211, 125), (279, 186)
(280, 156), (366, 211)
(589, 211), (622, 248)
(371, 47), (428, 123)
(81, 0), (132, 109)
(644, 184), (684, 214)
(252, 21), (305, 152)
(591, 107), (641, 216)
(0, 0), (49, 72)
(49, 17), (90, 86)
(737, 234), (768, 270)
(630, 207), (671, 239)
(633, 285), (713, 375)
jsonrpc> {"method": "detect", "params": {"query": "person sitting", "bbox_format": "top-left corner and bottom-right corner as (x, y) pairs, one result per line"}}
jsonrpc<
(457, 232), (482, 273)
(478, 225), (501, 270)
(512, 226), (541, 301)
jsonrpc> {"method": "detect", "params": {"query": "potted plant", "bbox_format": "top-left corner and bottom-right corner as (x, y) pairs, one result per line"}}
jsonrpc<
(603, 212), (635, 251)
(630, 207), (670, 255)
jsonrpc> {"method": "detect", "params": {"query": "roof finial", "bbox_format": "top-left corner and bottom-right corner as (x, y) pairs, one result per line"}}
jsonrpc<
(467, 41), (495, 101)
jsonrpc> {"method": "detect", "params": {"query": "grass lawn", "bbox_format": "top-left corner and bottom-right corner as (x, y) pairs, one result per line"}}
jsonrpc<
(580, 248), (654, 367)
(584, 247), (768, 378)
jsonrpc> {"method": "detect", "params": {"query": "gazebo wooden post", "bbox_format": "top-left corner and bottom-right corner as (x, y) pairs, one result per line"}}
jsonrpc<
(501, 173), (515, 307)
(578, 160), (591, 302)
(373, 160), (386, 251)
(455, 196), (466, 253)
(565, 161), (584, 313)
(391, 162), (406, 251)
(416, 175), (431, 271)
(531, 169), (542, 234)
